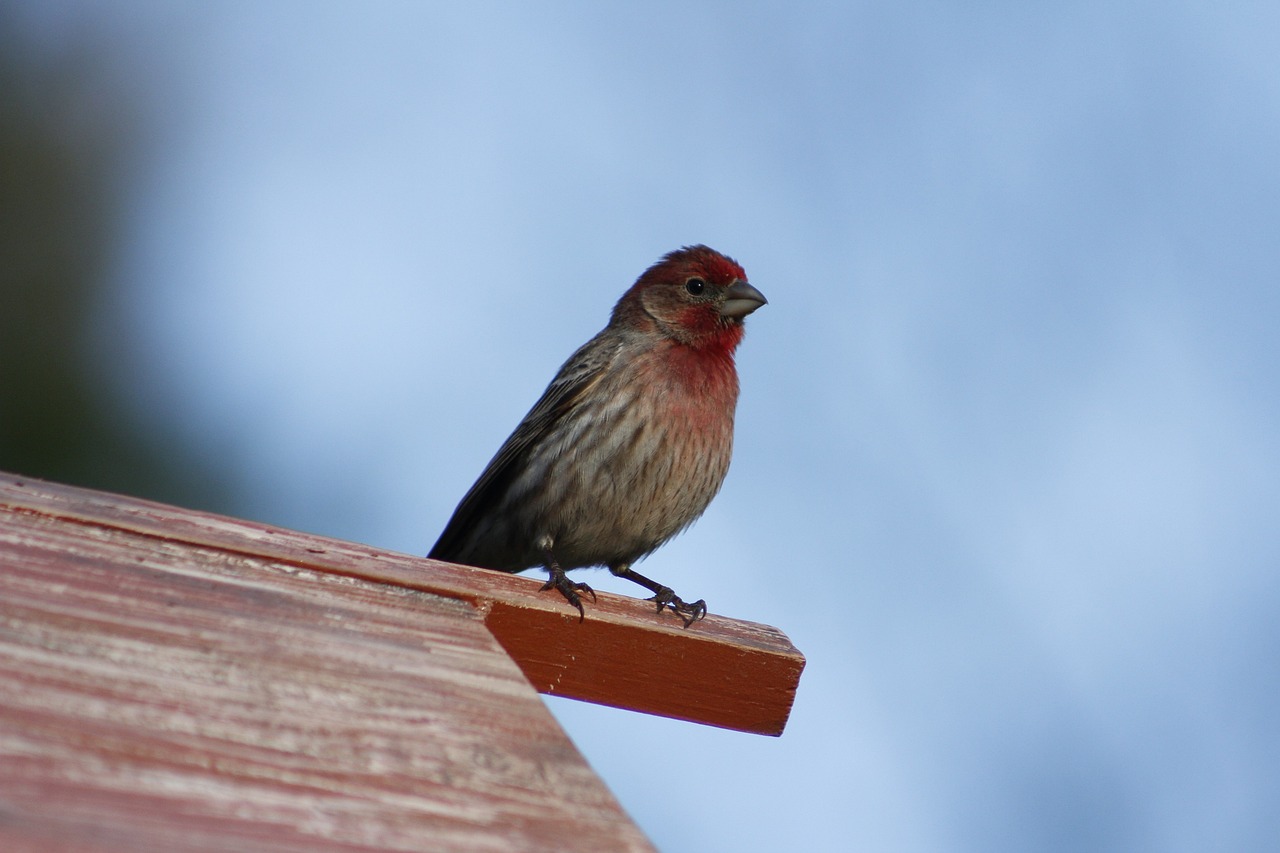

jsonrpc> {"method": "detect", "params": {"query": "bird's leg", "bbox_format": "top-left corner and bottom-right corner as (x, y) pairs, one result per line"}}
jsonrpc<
(541, 549), (596, 622)
(609, 564), (707, 627)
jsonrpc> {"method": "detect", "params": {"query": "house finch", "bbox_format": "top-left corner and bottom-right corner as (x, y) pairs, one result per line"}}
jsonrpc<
(429, 245), (766, 626)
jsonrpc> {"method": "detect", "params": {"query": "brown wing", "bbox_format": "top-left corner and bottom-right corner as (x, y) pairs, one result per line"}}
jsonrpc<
(428, 333), (618, 566)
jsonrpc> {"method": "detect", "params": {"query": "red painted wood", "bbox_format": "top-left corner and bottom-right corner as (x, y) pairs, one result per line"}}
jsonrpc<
(0, 473), (805, 736)
(0, 476), (656, 852)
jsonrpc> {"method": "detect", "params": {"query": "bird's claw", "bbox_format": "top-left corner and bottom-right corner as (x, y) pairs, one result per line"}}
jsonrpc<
(647, 587), (708, 628)
(541, 573), (596, 622)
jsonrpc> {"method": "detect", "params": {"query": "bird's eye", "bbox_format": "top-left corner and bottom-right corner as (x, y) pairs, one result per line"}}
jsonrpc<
(684, 277), (706, 296)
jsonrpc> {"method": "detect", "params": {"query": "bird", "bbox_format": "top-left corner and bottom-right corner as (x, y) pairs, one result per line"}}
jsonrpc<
(429, 245), (766, 626)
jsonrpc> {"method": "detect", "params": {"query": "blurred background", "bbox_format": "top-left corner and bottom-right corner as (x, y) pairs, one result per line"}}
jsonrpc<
(2, 2), (1278, 850)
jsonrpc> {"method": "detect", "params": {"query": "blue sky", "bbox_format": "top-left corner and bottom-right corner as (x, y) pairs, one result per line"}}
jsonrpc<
(11, 3), (1280, 850)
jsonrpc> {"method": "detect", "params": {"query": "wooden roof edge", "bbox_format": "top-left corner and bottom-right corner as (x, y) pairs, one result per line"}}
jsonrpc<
(1, 472), (805, 736)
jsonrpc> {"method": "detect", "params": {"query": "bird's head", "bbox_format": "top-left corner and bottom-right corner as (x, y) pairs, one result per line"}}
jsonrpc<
(613, 245), (767, 351)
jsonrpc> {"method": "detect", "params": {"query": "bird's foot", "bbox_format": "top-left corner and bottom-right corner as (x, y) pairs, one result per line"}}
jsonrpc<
(647, 587), (708, 627)
(541, 563), (596, 622)
(608, 565), (707, 627)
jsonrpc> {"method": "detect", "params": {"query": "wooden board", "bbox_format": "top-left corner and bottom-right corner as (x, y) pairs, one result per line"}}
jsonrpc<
(1, 474), (805, 737)
(0, 475), (656, 852)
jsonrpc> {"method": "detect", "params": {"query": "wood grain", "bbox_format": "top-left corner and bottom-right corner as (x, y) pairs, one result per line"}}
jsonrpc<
(1, 473), (805, 737)
(1, 476), (655, 852)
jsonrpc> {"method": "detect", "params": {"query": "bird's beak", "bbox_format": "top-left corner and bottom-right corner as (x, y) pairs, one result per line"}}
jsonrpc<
(719, 281), (768, 318)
